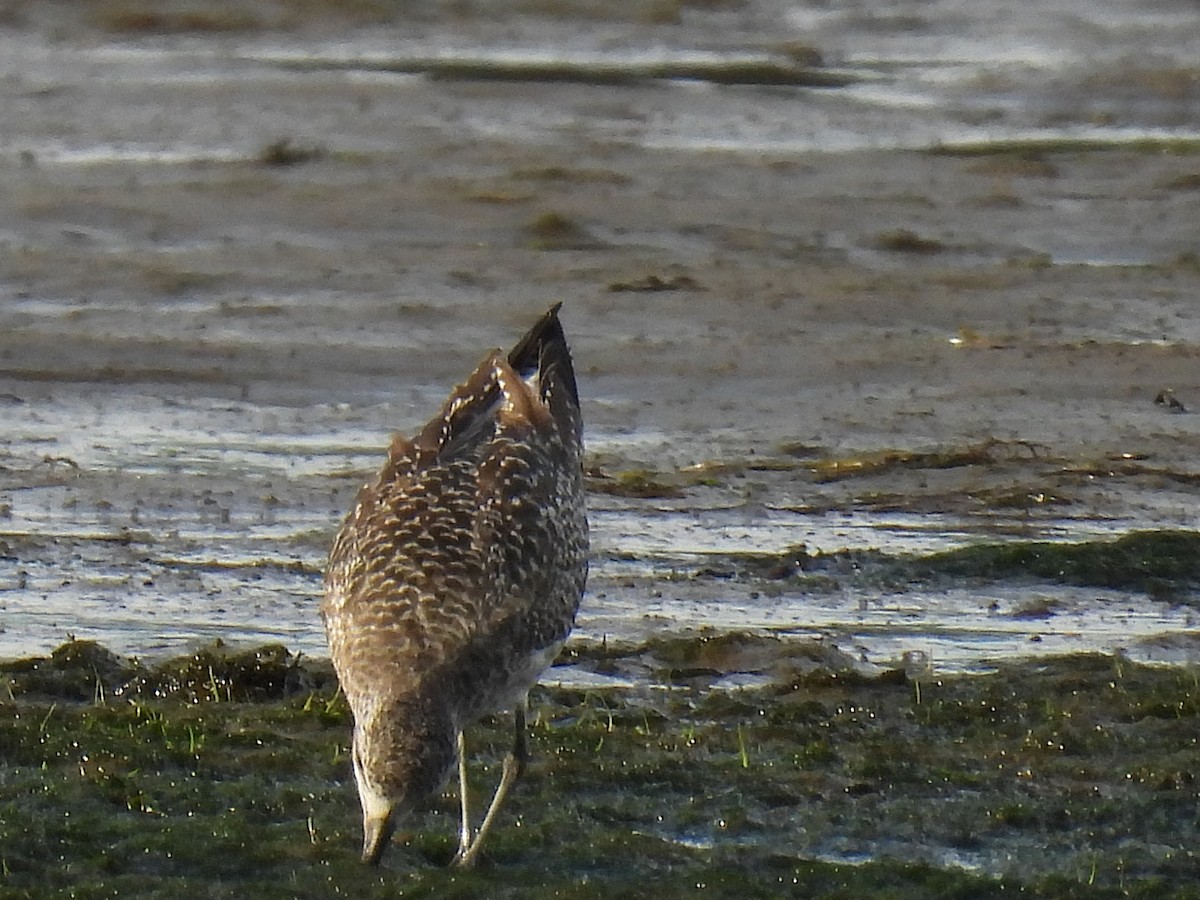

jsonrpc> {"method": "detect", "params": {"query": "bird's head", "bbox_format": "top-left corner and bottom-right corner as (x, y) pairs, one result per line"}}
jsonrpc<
(351, 696), (457, 866)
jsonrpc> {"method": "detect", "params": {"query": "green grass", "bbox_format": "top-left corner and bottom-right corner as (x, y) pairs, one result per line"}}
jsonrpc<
(2, 641), (1200, 897)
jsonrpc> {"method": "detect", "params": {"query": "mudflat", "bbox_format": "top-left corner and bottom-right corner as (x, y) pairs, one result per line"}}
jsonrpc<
(2, 1), (1200, 895)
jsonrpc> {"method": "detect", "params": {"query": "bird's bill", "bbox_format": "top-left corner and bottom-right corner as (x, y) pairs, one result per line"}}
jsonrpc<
(361, 812), (396, 865)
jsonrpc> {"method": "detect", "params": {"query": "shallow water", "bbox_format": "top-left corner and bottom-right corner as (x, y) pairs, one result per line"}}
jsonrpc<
(5, 406), (1199, 671)
(2, 0), (1200, 669)
(4, 0), (1199, 161)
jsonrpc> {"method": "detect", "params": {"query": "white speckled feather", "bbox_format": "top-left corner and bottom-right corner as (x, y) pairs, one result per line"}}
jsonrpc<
(320, 305), (587, 865)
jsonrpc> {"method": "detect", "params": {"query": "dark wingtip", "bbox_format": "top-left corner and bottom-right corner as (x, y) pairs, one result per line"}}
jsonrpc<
(506, 303), (562, 372)
(507, 303), (579, 409)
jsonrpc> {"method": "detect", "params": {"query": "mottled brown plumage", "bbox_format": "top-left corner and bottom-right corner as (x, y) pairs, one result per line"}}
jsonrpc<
(321, 305), (587, 867)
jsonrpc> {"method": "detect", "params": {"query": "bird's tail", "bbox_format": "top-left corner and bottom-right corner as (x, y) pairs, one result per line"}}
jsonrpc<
(507, 302), (580, 413)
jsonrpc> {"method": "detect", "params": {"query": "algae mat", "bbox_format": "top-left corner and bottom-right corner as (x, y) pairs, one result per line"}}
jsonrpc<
(2, 640), (1199, 898)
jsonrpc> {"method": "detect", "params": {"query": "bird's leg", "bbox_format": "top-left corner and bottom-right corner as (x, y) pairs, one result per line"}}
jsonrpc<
(456, 730), (471, 859)
(452, 697), (528, 868)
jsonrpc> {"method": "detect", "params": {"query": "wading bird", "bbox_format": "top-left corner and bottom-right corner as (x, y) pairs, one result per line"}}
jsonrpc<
(322, 305), (587, 867)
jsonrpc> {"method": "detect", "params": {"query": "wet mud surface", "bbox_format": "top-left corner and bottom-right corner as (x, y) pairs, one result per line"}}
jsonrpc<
(2, 0), (1200, 894)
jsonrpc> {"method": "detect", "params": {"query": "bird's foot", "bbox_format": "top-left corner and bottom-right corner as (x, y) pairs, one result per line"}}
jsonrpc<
(449, 837), (481, 869)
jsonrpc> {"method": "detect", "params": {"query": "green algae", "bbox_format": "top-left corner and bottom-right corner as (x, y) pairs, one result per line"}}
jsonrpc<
(2, 641), (1200, 898)
(273, 56), (855, 89)
(525, 210), (606, 251)
(806, 440), (1030, 484)
(562, 629), (866, 685)
(871, 228), (946, 255)
(905, 530), (1200, 598)
(257, 137), (326, 167)
(585, 439), (1048, 499)
(928, 136), (1200, 157)
(588, 444), (1200, 523)
(587, 466), (689, 499)
(670, 530), (1200, 604)
(0, 639), (335, 704)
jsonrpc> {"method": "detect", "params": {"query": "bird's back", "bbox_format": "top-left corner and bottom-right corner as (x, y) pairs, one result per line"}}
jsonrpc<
(322, 306), (587, 722)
